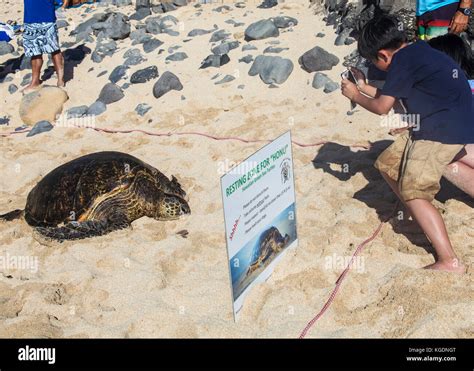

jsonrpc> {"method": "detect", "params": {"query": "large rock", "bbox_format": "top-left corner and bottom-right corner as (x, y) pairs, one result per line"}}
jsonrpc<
(298, 46), (339, 72)
(91, 40), (117, 63)
(93, 13), (131, 40)
(0, 41), (14, 56)
(245, 19), (279, 41)
(19, 86), (69, 126)
(248, 55), (293, 85)
(130, 66), (159, 84)
(97, 83), (124, 105)
(153, 71), (183, 99)
(27, 121), (54, 137)
(200, 54), (230, 69)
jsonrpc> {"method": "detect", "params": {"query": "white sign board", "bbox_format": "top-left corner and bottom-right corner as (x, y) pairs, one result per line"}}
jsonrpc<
(221, 131), (298, 320)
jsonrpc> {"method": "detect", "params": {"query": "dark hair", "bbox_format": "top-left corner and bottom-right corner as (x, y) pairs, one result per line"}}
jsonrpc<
(357, 15), (407, 61)
(428, 34), (474, 79)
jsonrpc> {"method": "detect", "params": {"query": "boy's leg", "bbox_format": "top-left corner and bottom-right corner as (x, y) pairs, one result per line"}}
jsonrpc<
(399, 139), (466, 273)
(25, 55), (43, 92)
(52, 50), (65, 87)
(404, 198), (465, 273)
(443, 144), (474, 197)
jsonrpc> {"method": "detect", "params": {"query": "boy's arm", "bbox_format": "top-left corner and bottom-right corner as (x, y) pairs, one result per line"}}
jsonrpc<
(341, 80), (395, 115)
(358, 84), (379, 98)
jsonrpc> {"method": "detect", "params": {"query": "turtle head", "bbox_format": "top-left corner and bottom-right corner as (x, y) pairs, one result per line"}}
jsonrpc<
(156, 195), (191, 220)
(167, 175), (188, 200)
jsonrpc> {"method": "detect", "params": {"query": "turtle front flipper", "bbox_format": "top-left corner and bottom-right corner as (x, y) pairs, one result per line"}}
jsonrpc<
(34, 218), (128, 242)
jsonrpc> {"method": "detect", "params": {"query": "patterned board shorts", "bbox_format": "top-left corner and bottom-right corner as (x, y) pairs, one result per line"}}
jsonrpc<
(23, 22), (60, 57)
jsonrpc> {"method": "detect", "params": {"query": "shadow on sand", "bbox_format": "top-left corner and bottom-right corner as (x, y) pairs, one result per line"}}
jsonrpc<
(312, 140), (473, 253)
(0, 44), (90, 84)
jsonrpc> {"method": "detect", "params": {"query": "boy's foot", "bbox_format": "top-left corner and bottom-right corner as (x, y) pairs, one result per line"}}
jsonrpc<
(57, 79), (65, 88)
(22, 83), (42, 94)
(424, 259), (466, 274)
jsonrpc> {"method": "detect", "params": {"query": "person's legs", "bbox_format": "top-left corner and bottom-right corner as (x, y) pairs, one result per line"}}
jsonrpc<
(25, 55), (43, 92)
(404, 198), (465, 273)
(52, 50), (65, 87)
(443, 144), (474, 197)
(398, 139), (466, 273)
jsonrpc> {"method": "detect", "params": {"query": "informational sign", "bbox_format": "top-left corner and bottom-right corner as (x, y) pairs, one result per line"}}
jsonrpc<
(221, 131), (298, 320)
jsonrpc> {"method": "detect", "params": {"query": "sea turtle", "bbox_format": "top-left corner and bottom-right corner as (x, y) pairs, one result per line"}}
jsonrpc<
(246, 226), (290, 276)
(0, 151), (190, 241)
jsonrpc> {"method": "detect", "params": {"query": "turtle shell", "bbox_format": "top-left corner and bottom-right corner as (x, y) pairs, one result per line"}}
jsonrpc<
(24, 151), (177, 227)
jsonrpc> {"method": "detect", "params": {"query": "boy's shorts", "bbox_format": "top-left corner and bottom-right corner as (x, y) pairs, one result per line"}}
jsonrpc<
(23, 22), (60, 58)
(375, 131), (464, 202)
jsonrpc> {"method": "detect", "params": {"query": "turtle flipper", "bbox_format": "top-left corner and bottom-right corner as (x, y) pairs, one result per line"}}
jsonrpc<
(0, 209), (24, 221)
(35, 219), (129, 241)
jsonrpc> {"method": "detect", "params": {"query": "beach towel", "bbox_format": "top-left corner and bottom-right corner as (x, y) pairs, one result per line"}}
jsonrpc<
(0, 24), (15, 42)
(65, 0), (99, 7)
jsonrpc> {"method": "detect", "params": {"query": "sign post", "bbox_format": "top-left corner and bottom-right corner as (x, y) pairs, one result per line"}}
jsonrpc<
(221, 131), (298, 320)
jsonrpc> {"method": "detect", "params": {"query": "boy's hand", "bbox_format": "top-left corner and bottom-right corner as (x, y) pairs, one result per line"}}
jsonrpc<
(350, 67), (367, 88)
(341, 79), (359, 101)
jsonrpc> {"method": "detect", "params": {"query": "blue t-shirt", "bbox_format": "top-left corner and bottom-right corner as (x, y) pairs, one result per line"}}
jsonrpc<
(382, 41), (474, 145)
(24, 0), (56, 24)
(416, 0), (459, 16)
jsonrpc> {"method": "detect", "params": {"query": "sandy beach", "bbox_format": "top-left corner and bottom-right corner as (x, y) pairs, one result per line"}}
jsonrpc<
(0, 0), (473, 338)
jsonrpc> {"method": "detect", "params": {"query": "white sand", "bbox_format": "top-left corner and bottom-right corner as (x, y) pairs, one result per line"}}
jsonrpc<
(0, 1), (473, 338)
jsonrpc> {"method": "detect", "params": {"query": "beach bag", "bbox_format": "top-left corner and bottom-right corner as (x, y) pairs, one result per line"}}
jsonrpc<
(0, 24), (15, 42)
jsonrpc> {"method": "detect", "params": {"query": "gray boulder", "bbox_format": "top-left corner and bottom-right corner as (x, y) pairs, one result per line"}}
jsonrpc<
(97, 83), (124, 105)
(130, 66), (159, 84)
(211, 41), (240, 55)
(0, 41), (14, 56)
(271, 16), (298, 29)
(86, 101), (107, 116)
(245, 19), (279, 41)
(67, 105), (89, 118)
(312, 72), (330, 89)
(153, 71), (183, 99)
(93, 13), (131, 40)
(200, 54), (230, 69)
(166, 52), (188, 62)
(91, 40), (117, 63)
(299, 46), (339, 72)
(143, 38), (163, 53)
(109, 65), (129, 83)
(27, 121), (53, 137)
(249, 55), (293, 84)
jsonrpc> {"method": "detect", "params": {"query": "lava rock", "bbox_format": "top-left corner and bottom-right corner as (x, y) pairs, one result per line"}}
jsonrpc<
(249, 55), (293, 84)
(143, 38), (163, 53)
(258, 0), (278, 9)
(210, 29), (231, 42)
(312, 72), (330, 89)
(299, 46), (339, 72)
(271, 16), (298, 29)
(215, 75), (236, 84)
(242, 44), (257, 51)
(153, 71), (183, 99)
(67, 105), (89, 118)
(263, 46), (288, 54)
(26, 121), (54, 137)
(200, 54), (230, 69)
(166, 52), (188, 62)
(135, 103), (152, 116)
(130, 66), (159, 84)
(91, 40), (117, 63)
(8, 84), (18, 94)
(0, 41), (14, 56)
(245, 19), (279, 41)
(211, 41), (240, 55)
(86, 101), (107, 116)
(109, 65), (129, 83)
(97, 83), (124, 105)
(323, 81), (339, 93)
(239, 55), (254, 64)
(130, 8), (152, 21)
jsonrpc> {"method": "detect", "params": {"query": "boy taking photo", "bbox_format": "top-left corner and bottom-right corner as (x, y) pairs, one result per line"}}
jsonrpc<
(341, 15), (474, 274)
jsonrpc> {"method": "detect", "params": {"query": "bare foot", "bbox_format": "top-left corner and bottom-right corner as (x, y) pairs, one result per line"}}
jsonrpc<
(424, 259), (466, 274)
(57, 79), (65, 88)
(22, 83), (42, 94)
